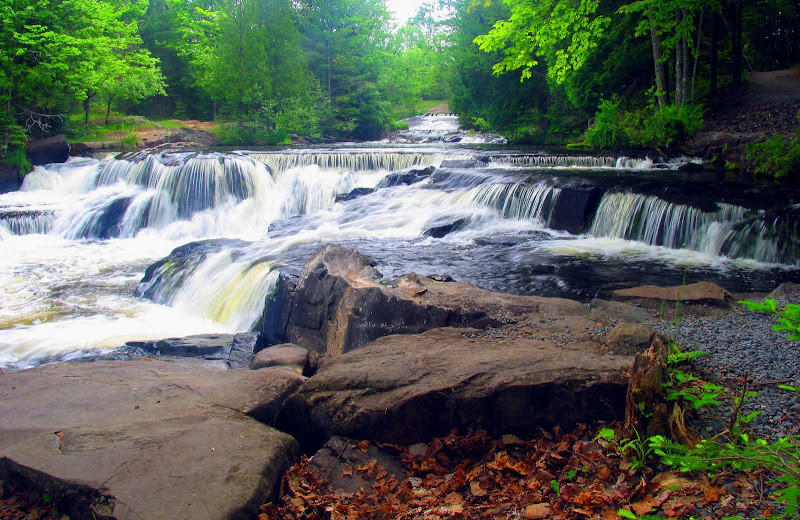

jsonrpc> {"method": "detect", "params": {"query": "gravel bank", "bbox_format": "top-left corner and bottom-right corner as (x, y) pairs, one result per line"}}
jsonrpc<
(651, 305), (800, 441)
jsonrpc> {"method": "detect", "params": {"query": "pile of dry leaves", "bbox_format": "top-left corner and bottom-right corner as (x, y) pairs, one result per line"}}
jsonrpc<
(259, 424), (783, 520)
(0, 481), (63, 520)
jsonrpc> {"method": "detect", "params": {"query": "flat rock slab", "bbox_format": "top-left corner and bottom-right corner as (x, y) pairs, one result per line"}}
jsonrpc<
(0, 359), (303, 520)
(613, 281), (734, 307)
(280, 326), (632, 446)
(120, 332), (258, 368)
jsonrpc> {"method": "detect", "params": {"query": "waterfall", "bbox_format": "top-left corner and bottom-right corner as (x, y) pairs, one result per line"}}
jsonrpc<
(0, 211), (56, 235)
(457, 182), (561, 222)
(488, 155), (652, 169)
(250, 152), (469, 174)
(588, 192), (798, 264)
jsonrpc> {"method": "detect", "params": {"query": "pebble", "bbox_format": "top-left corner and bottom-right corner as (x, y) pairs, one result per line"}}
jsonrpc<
(651, 306), (800, 440)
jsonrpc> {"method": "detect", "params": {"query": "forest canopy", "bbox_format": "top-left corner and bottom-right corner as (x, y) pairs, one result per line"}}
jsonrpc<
(1, 0), (799, 153)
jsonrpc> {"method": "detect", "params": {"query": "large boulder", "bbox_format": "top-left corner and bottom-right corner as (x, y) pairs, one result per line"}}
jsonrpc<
(25, 135), (70, 166)
(0, 359), (303, 520)
(0, 164), (21, 194)
(278, 326), (632, 446)
(279, 244), (590, 356)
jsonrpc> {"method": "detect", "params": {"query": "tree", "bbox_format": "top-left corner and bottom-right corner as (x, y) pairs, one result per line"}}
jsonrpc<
(473, 0), (611, 85)
(296, 0), (391, 139)
(0, 0), (165, 134)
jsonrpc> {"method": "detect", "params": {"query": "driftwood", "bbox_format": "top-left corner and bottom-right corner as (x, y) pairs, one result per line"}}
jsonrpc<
(624, 336), (699, 446)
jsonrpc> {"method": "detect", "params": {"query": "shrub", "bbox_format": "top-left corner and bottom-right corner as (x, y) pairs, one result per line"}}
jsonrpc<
(582, 102), (703, 150)
(746, 131), (800, 181)
(1, 144), (33, 176)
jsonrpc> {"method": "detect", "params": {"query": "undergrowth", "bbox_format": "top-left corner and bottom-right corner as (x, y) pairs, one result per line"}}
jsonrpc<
(746, 130), (800, 181)
(582, 99), (703, 149)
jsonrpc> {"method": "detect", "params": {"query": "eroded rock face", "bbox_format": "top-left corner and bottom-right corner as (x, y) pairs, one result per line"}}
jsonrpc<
(280, 244), (590, 357)
(278, 326), (633, 447)
(0, 359), (302, 520)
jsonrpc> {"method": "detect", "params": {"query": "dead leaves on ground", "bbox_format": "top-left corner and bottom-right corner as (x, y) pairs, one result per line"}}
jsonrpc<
(259, 424), (782, 520)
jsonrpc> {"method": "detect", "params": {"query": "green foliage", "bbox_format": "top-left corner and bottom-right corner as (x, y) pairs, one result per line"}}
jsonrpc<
(745, 131), (800, 181)
(650, 433), (800, 516)
(217, 123), (290, 146)
(594, 427), (653, 472)
(583, 99), (627, 148)
(582, 102), (703, 149)
(1, 145), (32, 176)
(739, 298), (800, 341)
(474, 0), (611, 84)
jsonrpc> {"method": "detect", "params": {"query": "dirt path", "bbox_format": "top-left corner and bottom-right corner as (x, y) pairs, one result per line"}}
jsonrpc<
(703, 67), (800, 135)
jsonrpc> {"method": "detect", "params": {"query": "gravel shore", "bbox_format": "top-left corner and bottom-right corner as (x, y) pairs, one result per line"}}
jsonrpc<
(651, 305), (800, 441)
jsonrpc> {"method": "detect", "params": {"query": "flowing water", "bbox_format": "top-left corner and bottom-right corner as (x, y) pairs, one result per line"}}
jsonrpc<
(2, 121), (799, 369)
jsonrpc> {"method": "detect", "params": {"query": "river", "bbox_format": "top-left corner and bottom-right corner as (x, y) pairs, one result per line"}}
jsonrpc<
(1, 115), (799, 369)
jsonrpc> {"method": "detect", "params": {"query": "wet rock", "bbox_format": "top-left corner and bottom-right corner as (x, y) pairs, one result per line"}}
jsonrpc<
(0, 164), (21, 194)
(251, 343), (311, 374)
(589, 299), (652, 324)
(282, 244), (590, 357)
(335, 187), (375, 202)
(424, 217), (469, 238)
(605, 323), (667, 355)
(547, 186), (605, 234)
(439, 159), (482, 168)
(25, 135), (70, 166)
(613, 281), (735, 307)
(278, 327), (631, 446)
(137, 238), (249, 304)
(258, 272), (297, 349)
(307, 437), (408, 494)
(121, 332), (258, 369)
(0, 359), (301, 520)
(375, 166), (434, 188)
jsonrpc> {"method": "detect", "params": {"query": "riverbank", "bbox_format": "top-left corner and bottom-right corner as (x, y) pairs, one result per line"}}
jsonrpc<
(684, 67), (800, 171)
(1, 244), (798, 519)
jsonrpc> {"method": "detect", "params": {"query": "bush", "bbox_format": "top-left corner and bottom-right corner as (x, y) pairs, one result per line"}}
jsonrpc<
(1, 144), (33, 176)
(582, 101), (704, 149)
(217, 123), (291, 146)
(746, 131), (800, 181)
(627, 104), (704, 149)
(583, 99), (628, 148)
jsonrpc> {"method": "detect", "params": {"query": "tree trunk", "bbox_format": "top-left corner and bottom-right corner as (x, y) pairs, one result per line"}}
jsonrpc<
(326, 39), (332, 100)
(732, 0), (743, 85)
(682, 10), (690, 106)
(83, 95), (91, 128)
(691, 9), (705, 103)
(105, 96), (113, 126)
(649, 13), (669, 109)
(710, 11), (719, 97)
(675, 10), (684, 107)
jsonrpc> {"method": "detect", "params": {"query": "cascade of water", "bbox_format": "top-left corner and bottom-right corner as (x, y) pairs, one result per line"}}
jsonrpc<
(454, 182), (561, 222)
(585, 192), (800, 263)
(0, 211), (56, 235)
(488, 155), (651, 169)
(250, 152), (469, 174)
(169, 254), (280, 332)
